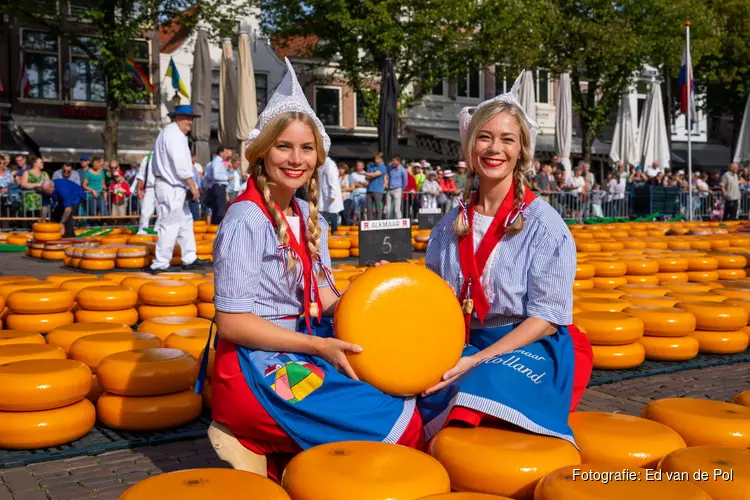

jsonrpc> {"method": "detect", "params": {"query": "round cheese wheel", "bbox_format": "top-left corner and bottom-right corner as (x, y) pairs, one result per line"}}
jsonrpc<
(0, 276), (37, 285)
(121, 276), (172, 292)
(686, 271), (720, 282)
(0, 281), (55, 299)
(572, 279), (594, 290)
(575, 263), (595, 280)
(575, 241), (601, 252)
(690, 330), (749, 354)
(662, 282), (714, 293)
(428, 426), (579, 498)
(5, 311), (74, 333)
(45, 274), (89, 286)
(667, 291), (726, 303)
(668, 240), (692, 250)
(591, 343), (645, 369)
(639, 335), (699, 361)
(642, 398), (750, 448)
(622, 260), (659, 275)
(282, 441), (451, 500)
(138, 304), (198, 321)
(652, 257), (689, 272)
(137, 316), (211, 341)
(329, 249), (351, 259)
(659, 446), (750, 500)
(590, 277), (628, 289)
(6, 287), (75, 315)
(615, 284), (667, 297)
(0, 398), (95, 450)
(198, 282), (214, 303)
(165, 328), (214, 359)
(41, 250), (66, 260)
(79, 259), (116, 271)
(623, 275), (660, 285)
(734, 390), (750, 407)
(714, 287), (750, 300)
(575, 298), (631, 313)
(573, 312), (644, 345)
(60, 278), (117, 294)
(116, 257), (149, 269)
(0, 344), (66, 365)
(102, 272), (151, 285)
(139, 281), (198, 307)
(0, 359), (92, 411)
(685, 256), (719, 271)
(97, 389), (202, 431)
(716, 268), (747, 280)
(588, 260), (627, 278)
(621, 294), (679, 307)
(676, 301), (748, 331)
(334, 263), (465, 396)
(97, 348), (199, 396)
(656, 272), (690, 283)
(155, 272), (204, 281)
(534, 464), (712, 499)
(74, 308), (139, 326)
(196, 302), (215, 319)
(599, 241), (624, 251)
(47, 322), (132, 353)
(622, 306), (696, 336)
(120, 468), (291, 500)
(622, 240), (647, 249)
(712, 253), (748, 269)
(574, 288), (626, 300)
(33, 222), (62, 233)
(76, 285), (138, 311)
(0, 330), (45, 346)
(569, 412), (686, 469)
(69, 332), (162, 371)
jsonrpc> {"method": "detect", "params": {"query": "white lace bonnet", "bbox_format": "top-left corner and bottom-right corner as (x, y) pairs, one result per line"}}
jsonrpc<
(245, 58), (331, 155)
(457, 71), (540, 155)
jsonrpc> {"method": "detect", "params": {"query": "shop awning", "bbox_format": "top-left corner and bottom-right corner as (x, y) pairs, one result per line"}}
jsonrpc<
(329, 140), (444, 162)
(671, 142), (732, 170)
(12, 115), (160, 165)
(0, 108), (32, 156)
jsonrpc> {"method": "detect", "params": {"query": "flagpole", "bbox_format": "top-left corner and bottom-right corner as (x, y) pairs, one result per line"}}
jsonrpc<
(685, 20), (694, 221)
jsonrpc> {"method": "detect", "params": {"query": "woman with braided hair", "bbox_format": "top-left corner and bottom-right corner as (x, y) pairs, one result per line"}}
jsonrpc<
(417, 73), (593, 447)
(204, 59), (423, 480)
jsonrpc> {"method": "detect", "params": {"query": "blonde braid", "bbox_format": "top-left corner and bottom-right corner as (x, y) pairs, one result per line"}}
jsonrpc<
(453, 168), (475, 236)
(507, 165), (527, 235)
(257, 169), (296, 273)
(304, 173), (324, 278)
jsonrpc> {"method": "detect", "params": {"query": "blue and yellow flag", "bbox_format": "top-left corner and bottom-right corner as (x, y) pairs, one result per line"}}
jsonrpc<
(166, 57), (189, 99)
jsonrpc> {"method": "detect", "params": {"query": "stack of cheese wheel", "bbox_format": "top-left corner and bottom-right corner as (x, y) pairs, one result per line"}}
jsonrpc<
(5, 287), (75, 333)
(587, 260), (627, 289)
(195, 240), (214, 263)
(138, 280), (198, 321)
(573, 262), (595, 290)
(621, 258), (659, 285)
(349, 232), (359, 257)
(47, 322), (133, 354)
(685, 254), (720, 283)
(79, 247), (117, 271)
(712, 252), (748, 280)
(165, 327), (215, 408)
(27, 239), (45, 258)
(573, 311), (645, 369)
(32, 222), (63, 244)
(6, 233), (32, 246)
(0, 359), (96, 449)
(328, 236), (351, 259)
(197, 282), (215, 319)
(677, 300), (749, 354)
(116, 245), (150, 269)
(43, 240), (72, 261)
(625, 306), (700, 361)
(96, 348), (202, 431)
(413, 230), (430, 252)
(74, 285), (139, 326)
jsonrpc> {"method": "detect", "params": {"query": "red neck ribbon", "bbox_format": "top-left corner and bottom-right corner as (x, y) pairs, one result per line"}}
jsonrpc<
(457, 182), (536, 341)
(233, 177), (322, 335)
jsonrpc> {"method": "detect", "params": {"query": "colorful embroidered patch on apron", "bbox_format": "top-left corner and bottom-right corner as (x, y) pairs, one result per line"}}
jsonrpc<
(269, 361), (326, 403)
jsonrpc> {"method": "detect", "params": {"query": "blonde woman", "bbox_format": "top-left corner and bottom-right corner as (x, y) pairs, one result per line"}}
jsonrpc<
(418, 74), (592, 446)
(203, 59), (423, 481)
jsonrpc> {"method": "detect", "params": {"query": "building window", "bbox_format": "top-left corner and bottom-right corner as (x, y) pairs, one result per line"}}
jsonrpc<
(70, 37), (104, 102)
(495, 65), (511, 96)
(535, 70), (549, 104)
(255, 73), (268, 113)
(457, 69), (481, 99)
(315, 87), (341, 127)
(355, 91), (376, 128)
(69, 0), (88, 17)
(430, 79), (444, 96)
(211, 69), (220, 131)
(21, 30), (59, 100)
(129, 40), (151, 104)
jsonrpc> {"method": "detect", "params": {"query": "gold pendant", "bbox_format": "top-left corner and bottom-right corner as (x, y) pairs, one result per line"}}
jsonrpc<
(309, 302), (320, 317)
(462, 298), (474, 315)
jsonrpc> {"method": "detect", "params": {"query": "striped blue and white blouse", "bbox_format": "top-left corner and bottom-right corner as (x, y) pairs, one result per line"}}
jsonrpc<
(425, 198), (576, 328)
(213, 199), (333, 329)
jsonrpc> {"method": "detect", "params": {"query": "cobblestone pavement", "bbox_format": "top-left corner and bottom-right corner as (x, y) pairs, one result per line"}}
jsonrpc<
(0, 255), (748, 499)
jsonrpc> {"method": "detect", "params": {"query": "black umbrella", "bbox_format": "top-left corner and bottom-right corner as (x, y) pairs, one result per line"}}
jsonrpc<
(378, 57), (399, 162)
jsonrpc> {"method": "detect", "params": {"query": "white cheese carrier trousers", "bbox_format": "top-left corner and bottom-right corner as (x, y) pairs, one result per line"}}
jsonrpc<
(137, 187), (161, 235)
(151, 178), (197, 270)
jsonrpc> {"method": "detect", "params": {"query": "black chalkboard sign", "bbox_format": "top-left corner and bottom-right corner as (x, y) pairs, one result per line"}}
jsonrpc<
(418, 208), (442, 230)
(358, 218), (413, 266)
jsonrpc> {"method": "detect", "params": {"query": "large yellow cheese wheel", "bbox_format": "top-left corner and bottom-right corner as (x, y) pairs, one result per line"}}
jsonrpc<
(0, 359), (91, 411)
(282, 441), (450, 500)
(79, 259), (115, 271)
(121, 276), (172, 292)
(572, 279), (594, 290)
(138, 303), (199, 321)
(662, 282), (714, 293)
(428, 426), (579, 498)
(573, 312), (644, 345)
(591, 343), (645, 369)
(97, 348), (199, 396)
(0, 280), (56, 299)
(623, 275), (660, 285)
(676, 301), (748, 331)
(568, 412), (686, 469)
(165, 328), (214, 359)
(652, 257), (689, 272)
(139, 280), (198, 306)
(717, 268), (747, 280)
(97, 389), (202, 431)
(686, 256), (719, 271)
(0, 344), (67, 364)
(0, 276), (37, 285)
(120, 468), (291, 500)
(5, 311), (74, 333)
(615, 284), (667, 296)
(76, 286), (138, 311)
(639, 335), (699, 361)
(155, 272), (204, 281)
(643, 398), (750, 448)
(621, 294), (679, 308)
(102, 272), (151, 285)
(74, 307), (139, 326)
(6, 287), (75, 314)
(686, 270), (720, 282)
(137, 316), (211, 341)
(534, 464), (712, 499)
(656, 272), (690, 283)
(196, 302), (215, 319)
(659, 446), (750, 500)
(667, 291), (726, 303)
(45, 274), (89, 286)
(690, 330), (749, 354)
(334, 263), (465, 396)
(33, 222), (62, 233)
(0, 330), (45, 346)
(574, 288), (626, 300)
(588, 260), (627, 277)
(589, 277), (627, 289)
(0, 398), (96, 450)
(329, 249), (350, 259)
(622, 306), (696, 336)
(622, 259), (659, 275)
(198, 282), (214, 303)
(47, 322), (132, 353)
(69, 332), (162, 371)
(575, 263), (595, 280)
(574, 298), (631, 313)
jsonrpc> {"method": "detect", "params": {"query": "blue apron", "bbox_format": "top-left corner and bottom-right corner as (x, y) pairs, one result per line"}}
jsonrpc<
(196, 317), (415, 450)
(418, 323), (577, 447)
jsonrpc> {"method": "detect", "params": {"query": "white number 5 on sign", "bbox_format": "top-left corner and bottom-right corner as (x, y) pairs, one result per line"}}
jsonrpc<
(382, 236), (392, 254)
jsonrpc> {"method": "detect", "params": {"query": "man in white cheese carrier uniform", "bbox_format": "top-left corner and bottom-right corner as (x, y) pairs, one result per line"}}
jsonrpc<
(135, 151), (160, 234)
(149, 105), (210, 273)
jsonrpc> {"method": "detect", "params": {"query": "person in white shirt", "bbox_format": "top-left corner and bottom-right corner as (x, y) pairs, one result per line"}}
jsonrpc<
(644, 160), (662, 179)
(135, 152), (160, 234)
(150, 105), (210, 272)
(318, 157), (344, 232)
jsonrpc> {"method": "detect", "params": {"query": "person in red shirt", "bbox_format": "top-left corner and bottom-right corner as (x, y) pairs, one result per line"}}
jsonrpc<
(438, 170), (459, 212)
(403, 164), (418, 220)
(108, 169), (132, 217)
